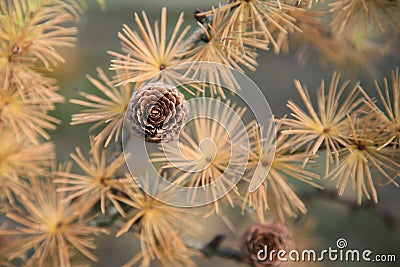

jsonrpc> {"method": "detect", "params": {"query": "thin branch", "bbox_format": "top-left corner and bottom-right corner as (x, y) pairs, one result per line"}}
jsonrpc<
(186, 235), (244, 263)
(301, 189), (399, 230)
(90, 208), (246, 263)
(90, 206), (121, 227)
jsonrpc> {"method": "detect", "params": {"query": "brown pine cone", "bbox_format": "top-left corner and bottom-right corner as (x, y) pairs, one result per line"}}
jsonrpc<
(127, 82), (188, 143)
(241, 222), (294, 267)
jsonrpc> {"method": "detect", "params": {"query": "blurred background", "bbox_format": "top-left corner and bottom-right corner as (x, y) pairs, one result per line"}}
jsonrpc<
(49, 0), (400, 266)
